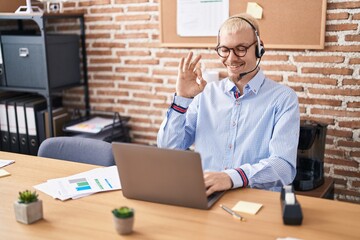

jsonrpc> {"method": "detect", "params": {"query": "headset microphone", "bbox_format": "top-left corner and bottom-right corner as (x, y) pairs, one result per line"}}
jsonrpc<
(238, 58), (261, 80)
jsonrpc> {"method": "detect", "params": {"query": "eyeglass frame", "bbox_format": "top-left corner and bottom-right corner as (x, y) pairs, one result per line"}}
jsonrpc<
(215, 41), (257, 58)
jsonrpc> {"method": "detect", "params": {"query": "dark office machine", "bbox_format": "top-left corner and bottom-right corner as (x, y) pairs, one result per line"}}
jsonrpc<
(293, 121), (327, 191)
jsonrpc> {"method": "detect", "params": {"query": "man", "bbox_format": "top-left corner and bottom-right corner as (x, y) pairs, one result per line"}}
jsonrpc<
(157, 13), (300, 196)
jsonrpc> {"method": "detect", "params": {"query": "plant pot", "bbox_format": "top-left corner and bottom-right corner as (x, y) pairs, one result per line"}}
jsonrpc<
(113, 215), (134, 235)
(14, 200), (43, 224)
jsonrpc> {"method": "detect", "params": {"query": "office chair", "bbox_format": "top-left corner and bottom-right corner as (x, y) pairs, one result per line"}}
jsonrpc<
(37, 137), (115, 166)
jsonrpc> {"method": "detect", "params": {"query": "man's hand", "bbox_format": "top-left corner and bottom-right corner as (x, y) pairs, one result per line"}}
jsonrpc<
(176, 52), (207, 98)
(204, 172), (233, 196)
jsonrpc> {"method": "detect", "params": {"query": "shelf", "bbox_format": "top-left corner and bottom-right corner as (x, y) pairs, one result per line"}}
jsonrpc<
(0, 12), (89, 144)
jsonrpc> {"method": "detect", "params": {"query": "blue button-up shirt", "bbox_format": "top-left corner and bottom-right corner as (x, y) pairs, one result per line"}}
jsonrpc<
(157, 70), (300, 191)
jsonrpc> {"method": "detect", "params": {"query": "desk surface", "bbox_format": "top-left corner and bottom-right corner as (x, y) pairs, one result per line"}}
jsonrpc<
(1, 151), (359, 240)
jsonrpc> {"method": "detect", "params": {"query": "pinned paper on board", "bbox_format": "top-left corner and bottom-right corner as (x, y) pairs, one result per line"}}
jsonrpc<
(246, 2), (263, 19)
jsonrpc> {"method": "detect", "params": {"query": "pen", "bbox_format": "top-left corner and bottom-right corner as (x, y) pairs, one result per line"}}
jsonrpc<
(220, 204), (246, 222)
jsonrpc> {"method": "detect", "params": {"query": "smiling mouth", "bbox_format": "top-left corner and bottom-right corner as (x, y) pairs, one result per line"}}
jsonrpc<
(227, 63), (244, 72)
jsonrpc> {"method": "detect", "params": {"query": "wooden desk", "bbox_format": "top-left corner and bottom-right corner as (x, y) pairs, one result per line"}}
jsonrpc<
(1, 151), (359, 240)
(295, 177), (335, 199)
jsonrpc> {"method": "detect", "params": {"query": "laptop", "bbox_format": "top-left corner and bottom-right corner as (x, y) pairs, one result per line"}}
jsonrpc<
(112, 142), (225, 210)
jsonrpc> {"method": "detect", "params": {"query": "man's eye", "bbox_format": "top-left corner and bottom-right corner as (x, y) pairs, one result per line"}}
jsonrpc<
(220, 48), (229, 52)
(235, 47), (246, 52)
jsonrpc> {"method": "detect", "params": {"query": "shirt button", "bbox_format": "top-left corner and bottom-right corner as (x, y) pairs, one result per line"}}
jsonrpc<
(229, 144), (232, 149)
(232, 121), (236, 127)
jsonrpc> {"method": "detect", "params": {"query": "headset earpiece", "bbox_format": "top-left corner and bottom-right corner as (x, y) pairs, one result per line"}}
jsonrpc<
(255, 38), (265, 58)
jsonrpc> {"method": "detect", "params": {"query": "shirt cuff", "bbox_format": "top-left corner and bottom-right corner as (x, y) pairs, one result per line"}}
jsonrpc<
(173, 94), (193, 108)
(223, 168), (249, 189)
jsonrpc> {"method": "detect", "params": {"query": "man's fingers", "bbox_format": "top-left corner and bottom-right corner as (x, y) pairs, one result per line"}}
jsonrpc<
(178, 57), (185, 72)
(184, 52), (193, 71)
(189, 55), (202, 71)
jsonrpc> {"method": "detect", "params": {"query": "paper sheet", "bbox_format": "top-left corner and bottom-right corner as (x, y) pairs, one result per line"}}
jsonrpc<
(0, 169), (11, 178)
(177, 0), (229, 37)
(34, 166), (121, 201)
(0, 159), (15, 168)
(232, 201), (263, 215)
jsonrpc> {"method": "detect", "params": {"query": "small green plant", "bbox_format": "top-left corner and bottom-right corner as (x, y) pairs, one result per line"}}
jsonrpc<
(18, 190), (38, 204)
(112, 206), (134, 219)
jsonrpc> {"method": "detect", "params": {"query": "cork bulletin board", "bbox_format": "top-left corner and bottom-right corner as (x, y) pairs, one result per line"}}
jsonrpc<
(159, 0), (327, 50)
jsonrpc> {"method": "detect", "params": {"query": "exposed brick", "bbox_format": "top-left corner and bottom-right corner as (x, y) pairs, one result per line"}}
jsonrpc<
(89, 7), (124, 14)
(128, 76), (164, 84)
(114, 33), (149, 39)
(87, 66), (113, 72)
(294, 56), (344, 63)
(350, 151), (360, 158)
(327, 128), (353, 138)
(128, 6), (158, 12)
(328, 2), (360, 9)
(349, 58), (360, 64)
(325, 45), (360, 52)
(115, 67), (148, 73)
(345, 35), (360, 42)
(89, 24), (120, 30)
(302, 67), (353, 75)
(347, 101), (360, 108)
(343, 78), (360, 85)
(115, 14), (151, 21)
(133, 93), (167, 101)
(310, 108), (360, 118)
(153, 69), (177, 76)
(326, 24), (358, 31)
(90, 58), (120, 64)
(334, 169), (360, 179)
(261, 55), (289, 61)
(301, 116), (335, 125)
(339, 121), (360, 128)
(117, 83), (151, 91)
(325, 148), (346, 158)
(325, 157), (359, 168)
(337, 140), (360, 148)
(86, 33), (111, 39)
(298, 97), (342, 106)
(266, 74), (283, 82)
(288, 76), (337, 85)
(115, 0), (149, 4)
(352, 181), (360, 188)
(261, 64), (297, 72)
(354, 13), (360, 20)
(308, 88), (359, 96)
(92, 42), (126, 48)
(335, 188), (360, 198)
(325, 35), (338, 43)
(124, 59), (160, 65)
(85, 16), (112, 22)
(119, 99), (151, 107)
(115, 50), (151, 56)
(326, 12), (349, 20)
(125, 23), (159, 31)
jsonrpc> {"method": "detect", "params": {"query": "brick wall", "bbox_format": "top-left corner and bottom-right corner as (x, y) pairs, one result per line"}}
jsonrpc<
(60, 0), (359, 203)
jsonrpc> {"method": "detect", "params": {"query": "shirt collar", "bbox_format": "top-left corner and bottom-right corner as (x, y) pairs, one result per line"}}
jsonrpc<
(225, 70), (265, 95)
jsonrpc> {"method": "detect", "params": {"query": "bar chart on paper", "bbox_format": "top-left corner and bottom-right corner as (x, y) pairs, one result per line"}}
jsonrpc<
(69, 178), (92, 191)
(34, 166), (121, 200)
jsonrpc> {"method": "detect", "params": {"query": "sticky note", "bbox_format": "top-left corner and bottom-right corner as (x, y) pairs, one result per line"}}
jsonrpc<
(0, 169), (11, 178)
(232, 201), (263, 215)
(246, 2), (263, 20)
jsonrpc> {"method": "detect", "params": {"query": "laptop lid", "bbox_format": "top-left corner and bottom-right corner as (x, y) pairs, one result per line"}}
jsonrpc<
(112, 142), (224, 210)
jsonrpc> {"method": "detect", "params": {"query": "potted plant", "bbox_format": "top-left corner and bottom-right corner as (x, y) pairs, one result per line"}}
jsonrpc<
(14, 190), (43, 224)
(112, 206), (134, 235)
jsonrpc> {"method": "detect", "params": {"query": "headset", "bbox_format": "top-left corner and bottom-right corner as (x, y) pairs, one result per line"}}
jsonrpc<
(217, 16), (265, 59)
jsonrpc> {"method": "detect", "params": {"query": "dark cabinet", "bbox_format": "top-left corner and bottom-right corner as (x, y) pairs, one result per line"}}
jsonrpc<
(0, 13), (89, 137)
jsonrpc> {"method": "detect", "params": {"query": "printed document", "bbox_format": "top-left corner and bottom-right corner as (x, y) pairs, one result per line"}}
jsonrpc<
(177, 0), (229, 37)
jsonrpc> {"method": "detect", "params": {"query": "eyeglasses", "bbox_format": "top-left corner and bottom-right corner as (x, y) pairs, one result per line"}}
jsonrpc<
(215, 41), (257, 58)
